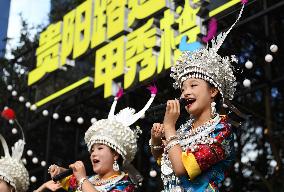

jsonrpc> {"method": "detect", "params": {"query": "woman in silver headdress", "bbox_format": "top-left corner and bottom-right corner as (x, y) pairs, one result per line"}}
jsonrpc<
(150, 1), (247, 191)
(48, 88), (157, 192)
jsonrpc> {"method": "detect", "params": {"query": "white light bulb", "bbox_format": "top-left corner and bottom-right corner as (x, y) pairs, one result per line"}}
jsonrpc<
(243, 79), (251, 87)
(4, 106), (8, 110)
(30, 104), (37, 111)
(53, 113), (59, 119)
(32, 157), (38, 164)
(77, 117), (84, 124)
(25, 102), (31, 108)
(41, 161), (46, 167)
(42, 110), (49, 116)
(149, 170), (157, 177)
(65, 116), (71, 123)
(245, 60), (253, 69)
(30, 176), (37, 183)
(91, 117), (97, 124)
(12, 128), (18, 134)
(27, 150), (33, 156)
(19, 96), (25, 102)
(9, 120), (14, 124)
(12, 90), (17, 96)
(270, 44), (278, 53)
(265, 54), (273, 63)
(7, 85), (13, 91)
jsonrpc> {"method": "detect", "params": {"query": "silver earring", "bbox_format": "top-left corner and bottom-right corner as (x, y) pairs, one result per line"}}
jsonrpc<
(113, 160), (119, 171)
(211, 101), (216, 117)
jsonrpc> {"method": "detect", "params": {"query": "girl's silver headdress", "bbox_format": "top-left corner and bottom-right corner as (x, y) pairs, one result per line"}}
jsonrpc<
(171, 1), (247, 101)
(0, 134), (30, 192)
(85, 86), (157, 163)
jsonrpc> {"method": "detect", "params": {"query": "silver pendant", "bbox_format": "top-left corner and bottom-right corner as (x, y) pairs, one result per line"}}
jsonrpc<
(161, 163), (173, 175)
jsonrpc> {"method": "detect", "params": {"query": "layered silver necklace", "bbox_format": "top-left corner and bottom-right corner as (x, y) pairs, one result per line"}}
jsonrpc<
(88, 172), (126, 192)
(161, 114), (221, 192)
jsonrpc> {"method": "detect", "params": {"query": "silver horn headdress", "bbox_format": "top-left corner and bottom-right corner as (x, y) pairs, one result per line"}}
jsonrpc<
(171, 1), (247, 101)
(0, 134), (29, 192)
(85, 86), (157, 163)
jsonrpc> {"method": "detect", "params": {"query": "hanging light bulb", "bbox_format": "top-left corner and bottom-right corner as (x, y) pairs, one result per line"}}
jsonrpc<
(265, 54), (273, 62)
(7, 85), (13, 91)
(149, 170), (157, 177)
(30, 176), (37, 183)
(12, 90), (17, 96)
(27, 150), (33, 156)
(41, 161), (46, 167)
(53, 113), (59, 119)
(19, 96), (25, 102)
(12, 128), (18, 134)
(25, 102), (31, 108)
(9, 120), (14, 124)
(243, 79), (251, 87)
(42, 110), (49, 116)
(270, 44), (278, 53)
(32, 157), (39, 164)
(77, 117), (84, 124)
(245, 60), (253, 69)
(65, 116), (71, 123)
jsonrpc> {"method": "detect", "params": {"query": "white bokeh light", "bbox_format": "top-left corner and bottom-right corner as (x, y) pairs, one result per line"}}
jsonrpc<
(42, 110), (49, 116)
(27, 150), (33, 156)
(30, 176), (37, 183)
(32, 157), (39, 164)
(65, 116), (71, 123)
(12, 128), (18, 134)
(265, 54), (273, 62)
(77, 117), (84, 124)
(53, 113), (59, 119)
(270, 44), (278, 53)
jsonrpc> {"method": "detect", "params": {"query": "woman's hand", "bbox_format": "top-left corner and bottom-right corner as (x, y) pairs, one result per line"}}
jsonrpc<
(43, 180), (61, 191)
(69, 161), (87, 182)
(163, 99), (180, 128)
(151, 123), (164, 144)
(34, 180), (61, 192)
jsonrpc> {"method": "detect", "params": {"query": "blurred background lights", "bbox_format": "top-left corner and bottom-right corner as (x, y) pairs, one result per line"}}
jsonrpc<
(12, 128), (18, 134)
(32, 157), (38, 164)
(27, 150), (33, 156)
(65, 116), (71, 123)
(269, 44), (278, 53)
(149, 170), (157, 177)
(265, 54), (273, 62)
(30, 176), (37, 183)
(243, 79), (251, 87)
(245, 60), (253, 69)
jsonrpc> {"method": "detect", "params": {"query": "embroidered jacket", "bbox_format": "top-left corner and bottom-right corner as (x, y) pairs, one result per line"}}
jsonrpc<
(60, 173), (136, 192)
(160, 115), (235, 192)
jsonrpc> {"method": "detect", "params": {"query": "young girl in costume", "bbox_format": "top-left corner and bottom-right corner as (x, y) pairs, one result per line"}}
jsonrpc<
(48, 87), (157, 192)
(150, 1), (247, 191)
